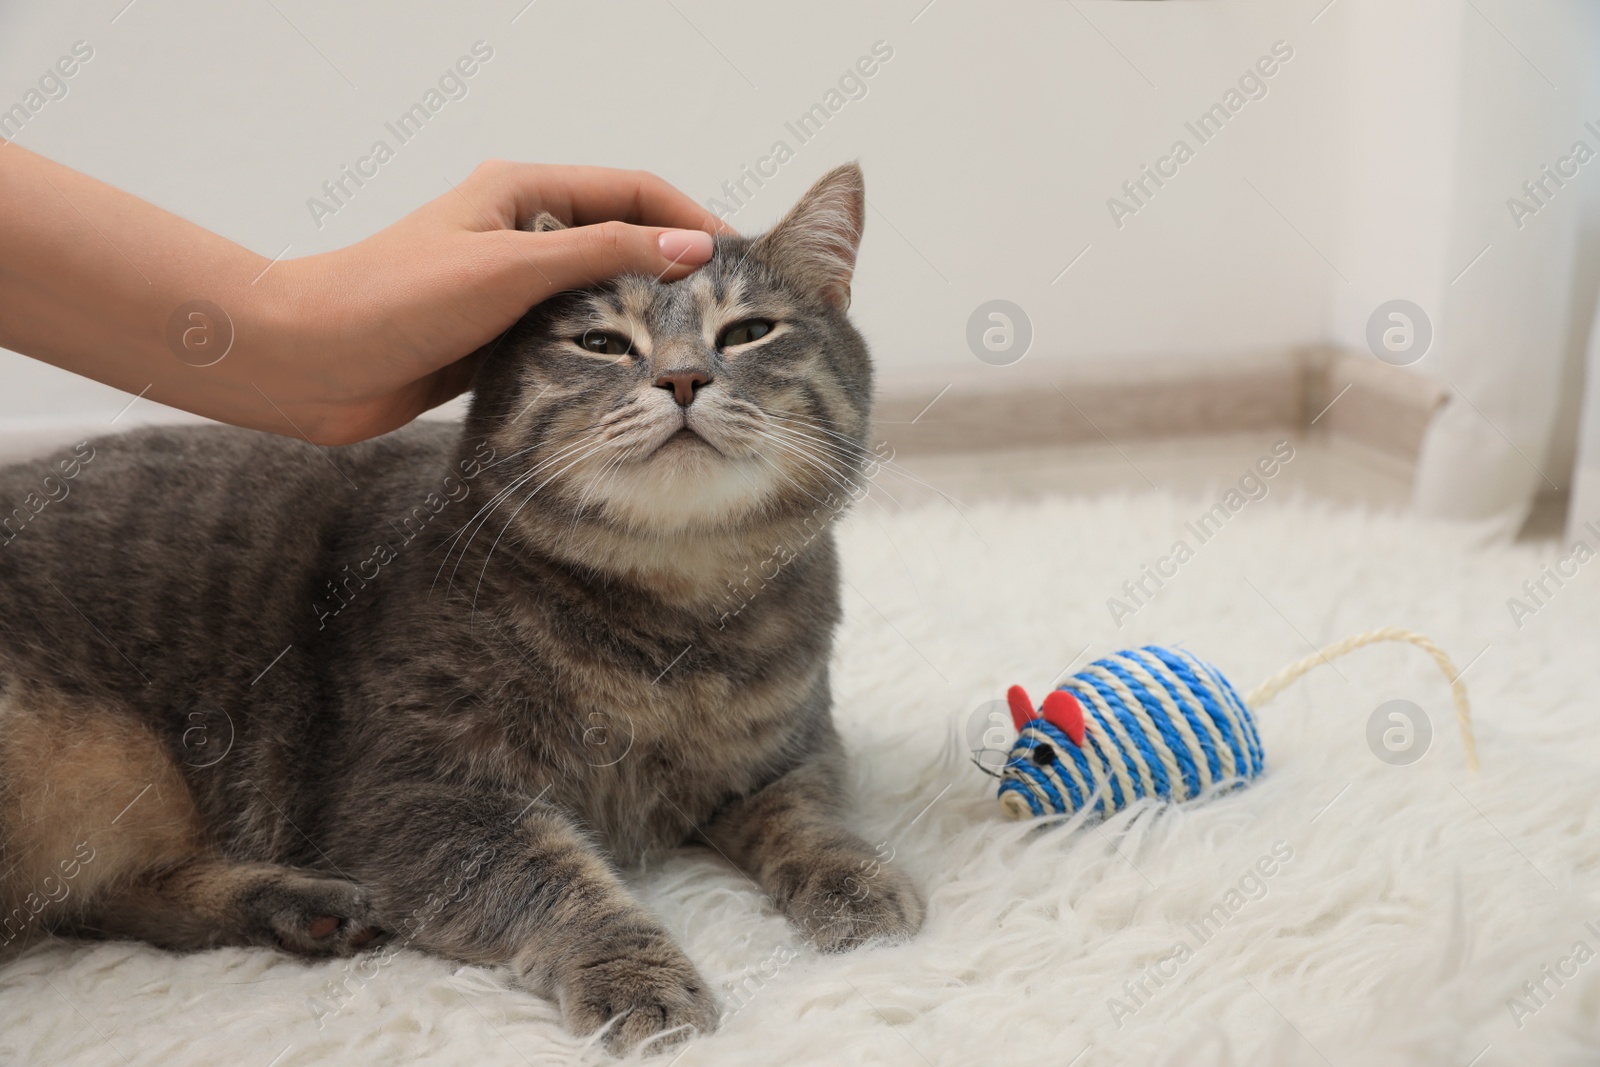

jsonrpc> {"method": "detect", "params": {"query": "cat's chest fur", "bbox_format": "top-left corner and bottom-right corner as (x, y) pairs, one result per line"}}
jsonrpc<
(333, 527), (839, 864)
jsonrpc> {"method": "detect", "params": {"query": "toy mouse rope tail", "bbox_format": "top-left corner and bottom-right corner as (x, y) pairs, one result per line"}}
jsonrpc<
(1244, 626), (1479, 772)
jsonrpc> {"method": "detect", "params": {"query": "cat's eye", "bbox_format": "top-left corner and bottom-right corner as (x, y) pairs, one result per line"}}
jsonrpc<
(1032, 744), (1057, 767)
(718, 319), (774, 349)
(578, 330), (632, 358)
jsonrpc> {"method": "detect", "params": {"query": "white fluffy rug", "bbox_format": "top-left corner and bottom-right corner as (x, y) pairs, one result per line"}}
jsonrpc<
(6, 488), (1600, 1066)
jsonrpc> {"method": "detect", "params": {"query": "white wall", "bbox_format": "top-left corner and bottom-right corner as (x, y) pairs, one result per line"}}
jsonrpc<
(0, 0), (1342, 428)
(1, 0), (1596, 488)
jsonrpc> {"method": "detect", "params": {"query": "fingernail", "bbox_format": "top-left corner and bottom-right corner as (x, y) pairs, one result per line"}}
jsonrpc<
(658, 229), (714, 265)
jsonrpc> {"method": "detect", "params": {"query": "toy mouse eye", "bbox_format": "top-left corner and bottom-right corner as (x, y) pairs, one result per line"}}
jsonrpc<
(718, 319), (773, 349)
(1031, 744), (1057, 767)
(579, 330), (632, 357)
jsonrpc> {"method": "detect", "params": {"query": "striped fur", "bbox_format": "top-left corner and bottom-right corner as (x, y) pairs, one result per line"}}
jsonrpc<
(0, 164), (921, 1054)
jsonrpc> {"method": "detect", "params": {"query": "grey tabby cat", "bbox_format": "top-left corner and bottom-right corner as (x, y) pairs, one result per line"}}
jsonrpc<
(0, 164), (922, 1053)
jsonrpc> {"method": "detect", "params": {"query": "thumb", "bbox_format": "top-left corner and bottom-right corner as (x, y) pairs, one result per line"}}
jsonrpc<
(517, 221), (716, 297)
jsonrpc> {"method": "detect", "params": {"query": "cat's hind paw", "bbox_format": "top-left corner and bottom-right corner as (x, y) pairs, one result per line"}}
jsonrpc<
(239, 872), (388, 958)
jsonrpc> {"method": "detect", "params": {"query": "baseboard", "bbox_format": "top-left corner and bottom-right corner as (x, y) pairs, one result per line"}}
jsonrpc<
(1300, 347), (1446, 460)
(871, 347), (1445, 462)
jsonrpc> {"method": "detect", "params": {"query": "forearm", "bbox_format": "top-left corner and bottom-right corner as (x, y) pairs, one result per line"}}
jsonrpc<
(0, 143), (314, 432)
(1, 148), (727, 445)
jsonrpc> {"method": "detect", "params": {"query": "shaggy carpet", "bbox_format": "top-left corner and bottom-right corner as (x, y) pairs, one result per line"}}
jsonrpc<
(5, 486), (1600, 1066)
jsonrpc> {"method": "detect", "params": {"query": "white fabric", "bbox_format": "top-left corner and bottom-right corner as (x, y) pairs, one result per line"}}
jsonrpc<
(1411, 203), (1579, 533)
(4, 492), (1598, 1065)
(1337, 1), (1599, 532)
(1568, 294), (1600, 539)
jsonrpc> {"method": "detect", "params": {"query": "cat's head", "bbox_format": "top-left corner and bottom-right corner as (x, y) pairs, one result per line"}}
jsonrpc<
(467, 164), (874, 545)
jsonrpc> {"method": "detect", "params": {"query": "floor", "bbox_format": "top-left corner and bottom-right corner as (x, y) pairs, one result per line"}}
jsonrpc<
(887, 431), (1411, 511)
(889, 432), (1567, 543)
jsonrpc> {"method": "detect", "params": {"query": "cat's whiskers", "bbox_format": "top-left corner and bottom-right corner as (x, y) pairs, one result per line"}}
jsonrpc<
(597, 401), (650, 433)
(443, 436), (597, 552)
(744, 443), (836, 512)
(766, 409), (971, 513)
(768, 411), (993, 547)
(757, 426), (856, 492)
(745, 431), (857, 511)
(445, 436), (593, 536)
(570, 437), (639, 522)
(759, 423), (897, 511)
(479, 441), (546, 475)
(753, 426), (931, 603)
(762, 411), (889, 473)
(473, 433), (615, 548)
(567, 439), (652, 541)
(471, 391), (656, 500)
(764, 408), (907, 469)
(764, 410), (886, 465)
(433, 435), (605, 594)
(766, 430), (911, 517)
(686, 407), (765, 460)
(699, 399), (864, 508)
(478, 382), (604, 474)
(470, 434), (621, 607)
(464, 399), (681, 572)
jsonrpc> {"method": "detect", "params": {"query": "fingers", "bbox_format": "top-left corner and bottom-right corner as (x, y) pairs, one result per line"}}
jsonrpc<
(514, 221), (716, 298)
(468, 161), (737, 236)
(559, 168), (736, 235)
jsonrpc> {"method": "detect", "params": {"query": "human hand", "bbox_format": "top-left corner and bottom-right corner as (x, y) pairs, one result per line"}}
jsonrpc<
(0, 147), (733, 445)
(271, 162), (736, 444)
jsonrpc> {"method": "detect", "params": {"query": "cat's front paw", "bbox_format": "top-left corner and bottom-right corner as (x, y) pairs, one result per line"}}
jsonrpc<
(784, 851), (925, 953)
(556, 927), (719, 1055)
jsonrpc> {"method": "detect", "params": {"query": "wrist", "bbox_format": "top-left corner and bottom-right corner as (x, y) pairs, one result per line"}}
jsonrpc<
(248, 253), (373, 400)
(182, 253), (358, 442)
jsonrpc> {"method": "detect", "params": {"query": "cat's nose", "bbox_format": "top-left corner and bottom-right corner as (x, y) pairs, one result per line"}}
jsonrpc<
(654, 369), (712, 407)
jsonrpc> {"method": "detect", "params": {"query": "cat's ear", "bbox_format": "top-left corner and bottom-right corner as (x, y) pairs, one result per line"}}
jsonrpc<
(519, 211), (568, 233)
(754, 163), (864, 311)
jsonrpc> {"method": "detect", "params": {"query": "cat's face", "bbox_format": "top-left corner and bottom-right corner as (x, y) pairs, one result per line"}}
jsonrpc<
(470, 165), (873, 538)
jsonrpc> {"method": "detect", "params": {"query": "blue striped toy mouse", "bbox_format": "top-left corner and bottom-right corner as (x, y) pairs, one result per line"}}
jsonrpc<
(994, 630), (1480, 820)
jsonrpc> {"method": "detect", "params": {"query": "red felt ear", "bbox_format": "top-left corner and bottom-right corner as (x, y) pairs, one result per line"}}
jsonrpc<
(1005, 685), (1034, 733)
(1041, 690), (1086, 747)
